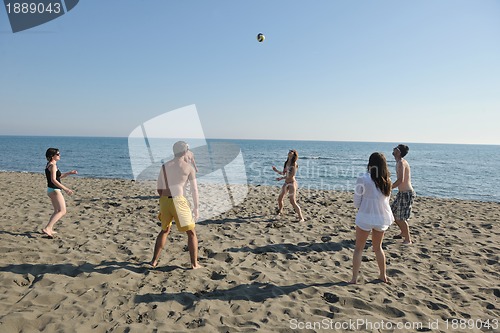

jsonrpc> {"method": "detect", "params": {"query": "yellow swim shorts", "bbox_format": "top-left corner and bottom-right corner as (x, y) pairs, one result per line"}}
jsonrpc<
(158, 196), (195, 232)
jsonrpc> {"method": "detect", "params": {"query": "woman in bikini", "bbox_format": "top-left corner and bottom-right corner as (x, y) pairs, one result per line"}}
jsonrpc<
(43, 148), (78, 238)
(272, 149), (304, 222)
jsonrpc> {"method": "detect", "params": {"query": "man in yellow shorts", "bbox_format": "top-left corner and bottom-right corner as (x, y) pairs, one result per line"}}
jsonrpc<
(150, 141), (201, 269)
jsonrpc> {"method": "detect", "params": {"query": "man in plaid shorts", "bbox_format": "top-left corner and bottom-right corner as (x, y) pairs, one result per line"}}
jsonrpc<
(391, 144), (415, 244)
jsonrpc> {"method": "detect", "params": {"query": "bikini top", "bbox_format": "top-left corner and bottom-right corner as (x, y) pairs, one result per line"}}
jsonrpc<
(285, 164), (296, 176)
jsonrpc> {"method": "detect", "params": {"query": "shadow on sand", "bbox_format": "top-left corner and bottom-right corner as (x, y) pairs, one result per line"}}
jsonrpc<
(134, 281), (347, 309)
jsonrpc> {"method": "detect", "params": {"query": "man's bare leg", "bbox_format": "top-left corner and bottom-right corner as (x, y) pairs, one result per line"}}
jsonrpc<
(186, 229), (201, 269)
(395, 219), (412, 244)
(150, 228), (170, 268)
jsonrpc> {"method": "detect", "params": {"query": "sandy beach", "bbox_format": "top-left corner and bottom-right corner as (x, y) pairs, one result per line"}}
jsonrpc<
(0, 171), (498, 332)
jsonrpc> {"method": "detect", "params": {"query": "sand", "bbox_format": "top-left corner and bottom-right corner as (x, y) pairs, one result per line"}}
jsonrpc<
(0, 171), (498, 332)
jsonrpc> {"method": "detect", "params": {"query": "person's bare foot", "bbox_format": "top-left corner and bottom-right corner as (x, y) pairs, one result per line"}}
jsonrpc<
(402, 240), (412, 245)
(378, 275), (390, 284)
(42, 228), (54, 239)
(191, 263), (202, 270)
(298, 218), (305, 222)
(149, 260), (158, 268)
(348, 279), (357, 285)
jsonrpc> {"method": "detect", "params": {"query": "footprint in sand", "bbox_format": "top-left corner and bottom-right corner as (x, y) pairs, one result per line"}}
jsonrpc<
(210, 271), (227, 280)
(209, 252), (234, 263)
(322, 292), (340, 303)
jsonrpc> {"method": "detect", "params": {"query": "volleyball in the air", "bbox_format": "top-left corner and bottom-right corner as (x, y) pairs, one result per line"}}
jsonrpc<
(257, 33), (265, 42)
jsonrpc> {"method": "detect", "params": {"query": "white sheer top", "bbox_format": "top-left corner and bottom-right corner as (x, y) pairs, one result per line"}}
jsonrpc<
(354, 173), (394, 230)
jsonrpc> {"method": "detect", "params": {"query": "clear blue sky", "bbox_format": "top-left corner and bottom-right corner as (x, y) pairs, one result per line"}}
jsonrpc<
(1, 0), (499, 144)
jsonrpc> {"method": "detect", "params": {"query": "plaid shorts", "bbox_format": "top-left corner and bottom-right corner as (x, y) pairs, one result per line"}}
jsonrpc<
(391, 191), (415, 221)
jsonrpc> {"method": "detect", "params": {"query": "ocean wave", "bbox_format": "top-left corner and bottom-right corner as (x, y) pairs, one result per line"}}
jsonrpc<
(299, 156), (334, 160)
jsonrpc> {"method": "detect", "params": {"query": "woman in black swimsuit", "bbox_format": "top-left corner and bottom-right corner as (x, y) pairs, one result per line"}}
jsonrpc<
(272, 149), (304, 222)
(43, 148), (77, 238)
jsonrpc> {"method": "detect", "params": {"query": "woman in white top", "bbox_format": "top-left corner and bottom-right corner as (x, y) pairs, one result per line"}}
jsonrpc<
(349, 152), (393, 284)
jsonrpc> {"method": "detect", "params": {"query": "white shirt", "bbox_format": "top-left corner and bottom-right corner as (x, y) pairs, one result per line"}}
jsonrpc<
(354, 173), (394, 231)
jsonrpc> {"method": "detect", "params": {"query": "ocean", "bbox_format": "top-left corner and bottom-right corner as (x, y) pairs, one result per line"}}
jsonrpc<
(1, 136), (498, 202)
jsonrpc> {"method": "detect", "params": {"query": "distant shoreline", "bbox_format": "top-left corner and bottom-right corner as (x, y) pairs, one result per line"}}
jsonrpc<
(2, 170), (498, 204)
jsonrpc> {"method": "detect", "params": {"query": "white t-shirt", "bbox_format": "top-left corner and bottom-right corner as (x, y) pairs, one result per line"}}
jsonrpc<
(354, 173), (394, 231)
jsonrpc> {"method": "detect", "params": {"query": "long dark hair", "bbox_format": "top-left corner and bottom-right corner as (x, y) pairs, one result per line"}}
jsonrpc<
(284, 149), (299, 170)
(367, 152), (391, 196)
